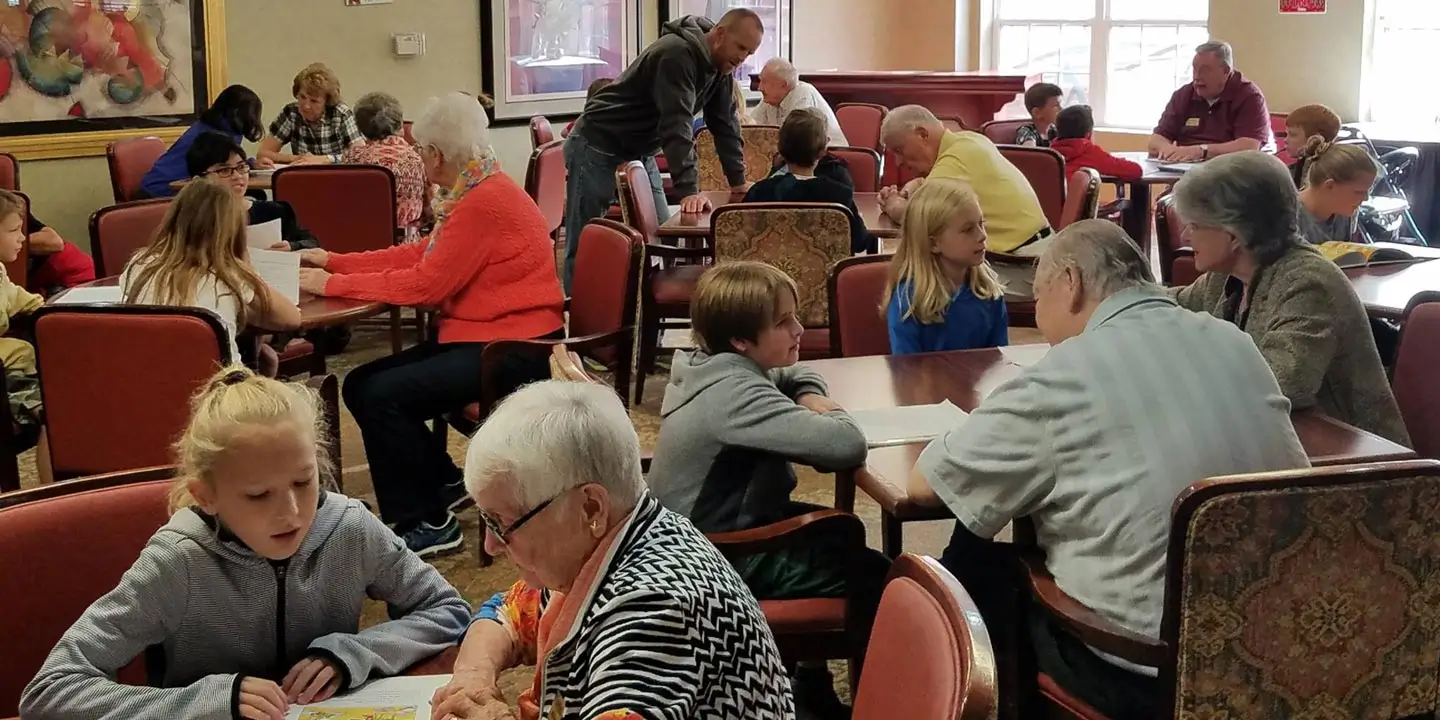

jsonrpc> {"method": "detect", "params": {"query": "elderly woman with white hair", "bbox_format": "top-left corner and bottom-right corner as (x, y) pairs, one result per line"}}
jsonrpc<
(1171, 150), (1408, 445)
(429, 381), (795, 720)
(298, 92), (565, 555)
(341, 91), (428, 241)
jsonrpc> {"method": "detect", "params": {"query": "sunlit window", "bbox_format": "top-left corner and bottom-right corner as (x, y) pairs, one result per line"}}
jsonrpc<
(1367, 1), (1440, 123)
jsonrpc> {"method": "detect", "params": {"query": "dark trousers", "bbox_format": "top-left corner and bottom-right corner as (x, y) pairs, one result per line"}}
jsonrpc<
(1028, 605), (1160, 720)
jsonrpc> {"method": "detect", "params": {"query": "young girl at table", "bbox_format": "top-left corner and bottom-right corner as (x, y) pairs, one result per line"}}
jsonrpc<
(19, 365), (471, 720)
(882, 177), (1008, 355)
(0, 190), (46, 453)
(119, 181), (303, 376)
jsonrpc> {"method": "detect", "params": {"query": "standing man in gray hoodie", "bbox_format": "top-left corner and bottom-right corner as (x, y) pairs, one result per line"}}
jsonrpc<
(561, 9), (761, 291)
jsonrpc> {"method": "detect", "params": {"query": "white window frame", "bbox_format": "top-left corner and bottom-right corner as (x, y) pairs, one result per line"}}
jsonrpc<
(982, 0), (1209, 130)
(1362, 0), (1440, 123)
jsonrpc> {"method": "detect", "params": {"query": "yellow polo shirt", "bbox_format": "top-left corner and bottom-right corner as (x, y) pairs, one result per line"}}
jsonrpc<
(929, 130), (1049, 253)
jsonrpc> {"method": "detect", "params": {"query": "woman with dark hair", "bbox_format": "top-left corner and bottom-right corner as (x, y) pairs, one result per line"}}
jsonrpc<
(140, 84), (268, 198)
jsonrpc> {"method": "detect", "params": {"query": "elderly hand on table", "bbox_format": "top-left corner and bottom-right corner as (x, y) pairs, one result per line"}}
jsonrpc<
(1157, 144), (1205, 162)
(299, 267), (332, 296)
(429, 668), (514, 720)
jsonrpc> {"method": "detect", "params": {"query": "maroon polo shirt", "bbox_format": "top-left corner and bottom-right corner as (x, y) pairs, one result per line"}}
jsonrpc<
(1153, 70), (1274, 150)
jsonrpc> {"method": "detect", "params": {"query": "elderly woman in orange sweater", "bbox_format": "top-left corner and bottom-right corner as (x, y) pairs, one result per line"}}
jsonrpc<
(298, 91), (565, 556)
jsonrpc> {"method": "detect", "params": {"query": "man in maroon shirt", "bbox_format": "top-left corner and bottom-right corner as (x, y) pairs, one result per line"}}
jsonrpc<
(1148, 41), (1273, 162)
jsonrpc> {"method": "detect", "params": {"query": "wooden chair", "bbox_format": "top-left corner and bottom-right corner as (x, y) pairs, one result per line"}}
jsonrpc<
(0, 152), (17, 191)
(694, 125), (782, 192)
(1027, 459), (1440, 719)
(712, 202), (853, 359)
(0, 470), (174, 716)
(89, 198), (172, 277)
(827, 146), (883, 194)
(525, 139), (566, 243)
(938, 115), (969, 132)
(828, 254), (892, 358)
(1154, 193), (1194, 286)
(997, 146), (1067, 230)
(105, 136), (166, 203)
(834, 103), (889, 151)
(852, 554), (998, 720)
(1058, 168), (1102, 230)
(529, 116), (555, 147)
(1392, 292), (1440, 459)
(980, 119), (1030, 145)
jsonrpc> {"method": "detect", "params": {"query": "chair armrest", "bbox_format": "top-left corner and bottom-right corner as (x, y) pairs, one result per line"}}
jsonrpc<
(646, 242), (712, 263)
(707, 508), (866, 558)
(1020, 550), (1168, 667)
(478, 339), (558, 414)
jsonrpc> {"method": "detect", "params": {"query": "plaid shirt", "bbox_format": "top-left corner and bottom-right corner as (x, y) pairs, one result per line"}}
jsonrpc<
(341, 135), (428, 233)
(268, 102), (364, 160)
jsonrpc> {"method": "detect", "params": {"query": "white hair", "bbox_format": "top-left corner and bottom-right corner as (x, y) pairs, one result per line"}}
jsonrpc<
(1196, 40), (1234, 69)
(762, 57), (799, 88)
(410, 91), (491, 167)
(1035, 219), (1158, 301)
(465, 381), (645, 514)
(879, 104), (943, 148)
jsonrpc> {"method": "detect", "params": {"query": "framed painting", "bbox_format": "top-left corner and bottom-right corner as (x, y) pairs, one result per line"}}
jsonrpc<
(659, 0), (791, 97)
(0, 0), (227, 160)
(480, 0), (642, 122)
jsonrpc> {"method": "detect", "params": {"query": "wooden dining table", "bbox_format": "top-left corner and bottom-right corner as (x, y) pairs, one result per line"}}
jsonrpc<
(169, 169), (275, 192)
(805, 345), (1418, 557)
(55, 276), (389, 331)
(1343, 248), (1440, 320)
(656, 190), (901, 240)
(1104, 151), (1185, 250)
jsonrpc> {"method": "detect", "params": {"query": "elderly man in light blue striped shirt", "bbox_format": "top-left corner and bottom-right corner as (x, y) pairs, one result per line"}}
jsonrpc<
(908, 219), (1309, 718)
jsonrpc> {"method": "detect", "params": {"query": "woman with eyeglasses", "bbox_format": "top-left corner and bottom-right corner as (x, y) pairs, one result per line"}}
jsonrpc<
(429, 381), (795, 720)
(140, 84), (270, 199)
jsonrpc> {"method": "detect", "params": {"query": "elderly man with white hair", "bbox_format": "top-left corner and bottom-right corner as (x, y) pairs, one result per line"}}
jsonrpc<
(298, 91), (566, 556)
(907, 219), (1308, 718)
(880, 104), (1051, 297)
(1148, 40), (1273, 162)
(430, 380), (795, 720)
(753, 58), (848, 146)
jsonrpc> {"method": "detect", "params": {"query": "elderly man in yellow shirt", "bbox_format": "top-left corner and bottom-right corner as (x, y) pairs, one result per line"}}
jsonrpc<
(879, 105), (1051, 298)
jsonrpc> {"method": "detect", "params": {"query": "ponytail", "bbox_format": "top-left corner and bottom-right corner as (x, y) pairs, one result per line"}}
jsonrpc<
(1303, 140), (1378, 188)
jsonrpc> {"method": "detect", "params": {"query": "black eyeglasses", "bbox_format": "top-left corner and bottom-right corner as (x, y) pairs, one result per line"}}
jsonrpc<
(204, 163), (249, 179)
(478, 494), (560, 546)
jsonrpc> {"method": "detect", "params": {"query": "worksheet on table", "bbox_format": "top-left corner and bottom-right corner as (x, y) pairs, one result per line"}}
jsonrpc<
(249, 248), (301, 305)
(284, 675), (452, 720)
(246, 219), (283, 249)
(848, 400), (969, 448)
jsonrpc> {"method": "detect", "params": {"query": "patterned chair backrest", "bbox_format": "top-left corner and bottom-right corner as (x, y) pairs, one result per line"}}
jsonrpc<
(852, 553), (998, 720)
(5, 191), (30, 290)
(828, 255), (892, 358)
(1058, 167), (1101, 230)
(525, 139), (566, 238)
(694, 125), (782, 192)
(106, 136), (166, 203)
(834, 103), (888, 151)
(1393, 296), (1440, 459)
(530, 115), (555, 147)
(0, 152), (17, 191)
(827, 146), (882, 194)
(34, 305), (229, 479)
(615, 161), (661, 241)
(999, 146), (1067, 229)
(712, 203), (852, 328)
(1160, 459), (1440, 719)
(569, 219), (644, 341)
(1155, 193), (1188, 285)
(980, 119), (1029, 145)
(0, 475), (174, 716)
(273, 165), (397, 254)
(89, 198), (172, 277)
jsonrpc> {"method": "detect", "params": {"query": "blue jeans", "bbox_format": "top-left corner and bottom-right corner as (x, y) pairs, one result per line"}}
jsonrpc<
(562, 132), (669, 292)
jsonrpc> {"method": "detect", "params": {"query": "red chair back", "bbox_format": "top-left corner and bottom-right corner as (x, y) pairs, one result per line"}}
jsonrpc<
(1155, 192), (1190, 285)
(273, 165), (398, 254)
(0, 152), (17, 191)
(525, 139), (566, 238)
(980, 119), (1030, 145)
(1271, 112), (1292, 164)
(569, 219), (644, 341)
(852, 554), (998, 720)
(834, 103), (888, 151)
(89, 198), (172, 277)
(999, 146), (1066, 229)
(1059, 167), (1101, 230)
(615, 161), (661, 241)
(828, 255), (892, 357)
(0, 473), (175, 716)
(828, 146), (882, 193)
(34, 306), (229, 479)
(939, 115), (968, 132)
(6, 191), (30, 289)
(106, 136), (166, 203)
(1393, 295), (1440, 459)
(530, 116), (556, 147)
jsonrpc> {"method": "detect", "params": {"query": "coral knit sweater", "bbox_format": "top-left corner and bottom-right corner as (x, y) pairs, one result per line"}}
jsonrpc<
(323, 172), (565, 344)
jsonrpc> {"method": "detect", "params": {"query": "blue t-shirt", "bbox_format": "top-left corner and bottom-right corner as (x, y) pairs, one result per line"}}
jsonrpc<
(886, 279), (1009, 354)
(139, 120), (241, 198)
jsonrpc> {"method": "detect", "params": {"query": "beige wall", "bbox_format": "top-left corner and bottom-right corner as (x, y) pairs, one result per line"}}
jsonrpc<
(1211, 0), (1366, 121)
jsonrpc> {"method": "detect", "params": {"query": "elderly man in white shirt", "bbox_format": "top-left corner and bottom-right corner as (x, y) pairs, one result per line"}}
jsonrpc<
(753, 58), (848, 146)
(908, 220), (1309, 719)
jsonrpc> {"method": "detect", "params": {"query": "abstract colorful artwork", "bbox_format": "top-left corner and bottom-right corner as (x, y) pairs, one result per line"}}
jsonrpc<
(0, 0), (198, 124)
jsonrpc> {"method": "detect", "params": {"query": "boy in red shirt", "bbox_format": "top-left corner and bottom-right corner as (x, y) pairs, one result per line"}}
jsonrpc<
(1050, 105), (1143, 181)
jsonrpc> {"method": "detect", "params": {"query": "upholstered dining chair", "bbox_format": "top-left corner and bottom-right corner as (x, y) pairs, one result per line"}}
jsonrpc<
(105, 136), (166, 203)
(828, 254), (892, 358)
(998, 146), (1067, 230)
(1392, 293), (1440, 460)
(711, 202), (853, 360)
(1058, 168), (1102, 230)
(694, 125), (783, 192)
(529, 115), (555, 147)
(827, 146), (883, 193)
(980, 119), (1030, 146)
(852, 554), (999, 720)
(1026, 459), (1440, 720)
(0, 152), (18, 192)
(1154, 193), (1192, 285)
(834, 103), (889, 151)
(524, 139), (566, 243)
(89, 198), (172, 277)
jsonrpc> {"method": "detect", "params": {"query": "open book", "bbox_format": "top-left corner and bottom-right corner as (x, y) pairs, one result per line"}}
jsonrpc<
(1318, 241), (1415, 268)
(284, 675), (451, 720)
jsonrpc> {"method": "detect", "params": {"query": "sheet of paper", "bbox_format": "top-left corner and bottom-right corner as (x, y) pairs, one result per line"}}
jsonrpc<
(1157, 162), (1201, 173)
(249, 247), (301, 305)
(1000, 344), (1050, 368)
(251, 163), (287, 177)
(285, 675), (451, 720)
(49, 285), (124, 305)
(849, 400), (969, 448)
(247, 218), (284, 249)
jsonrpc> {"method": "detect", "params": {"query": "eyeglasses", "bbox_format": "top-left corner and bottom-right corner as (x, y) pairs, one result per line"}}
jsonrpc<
(204, 163), (249, 179)
(478, 491), (566, 546)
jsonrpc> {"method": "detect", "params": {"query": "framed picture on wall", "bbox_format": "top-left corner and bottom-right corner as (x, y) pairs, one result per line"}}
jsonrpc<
(658, 0), (792, 95)
(0, 0), (228, 160)
(480, 0), (643, 122)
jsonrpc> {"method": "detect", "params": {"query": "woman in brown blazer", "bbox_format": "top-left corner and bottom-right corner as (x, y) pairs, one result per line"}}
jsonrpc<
(1168, 151), (1410, 446)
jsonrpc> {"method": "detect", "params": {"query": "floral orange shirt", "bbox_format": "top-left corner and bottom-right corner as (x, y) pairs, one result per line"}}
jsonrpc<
(340, 134), (428, 235)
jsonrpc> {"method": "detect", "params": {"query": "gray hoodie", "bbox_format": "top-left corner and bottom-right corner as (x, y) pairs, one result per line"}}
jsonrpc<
(20, 493), (471, 720)
(648, 350), (868, 533)
(572, 15), (745, 196)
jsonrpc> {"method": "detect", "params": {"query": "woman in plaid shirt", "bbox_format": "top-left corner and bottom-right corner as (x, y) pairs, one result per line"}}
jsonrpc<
(259, 62), (365, 165)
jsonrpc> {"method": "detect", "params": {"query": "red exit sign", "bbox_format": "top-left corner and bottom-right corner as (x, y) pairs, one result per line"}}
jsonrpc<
(1280, 0), (1326, 13)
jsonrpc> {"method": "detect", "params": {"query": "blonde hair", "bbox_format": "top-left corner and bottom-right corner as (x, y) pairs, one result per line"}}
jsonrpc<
(292, 62), (342, 106)
(0, 190), (20, 288)
(168, 365), (333, 512)
(1303, 139), (1378, 187)
(1287, 104), (1342, 156)
(732, 79), (752, 125)
(882, 178), (1004, 324)
(123, 181), (271, 328)
(690, 261), (798, 354)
